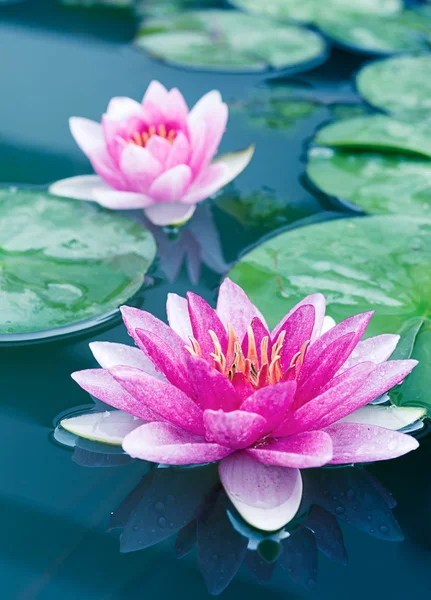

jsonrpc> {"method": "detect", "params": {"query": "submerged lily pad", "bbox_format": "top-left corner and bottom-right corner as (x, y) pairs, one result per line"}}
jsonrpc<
(229, 0), (402, 24)
(356, 55), (431, 117)
(135, 10), (327, 72)
(0, 189), (156, 338)
(314, 115), (431, 159)
(228, 215), (431, 413)
(315, 11), (431, 55)
(306, 148), (431, 216)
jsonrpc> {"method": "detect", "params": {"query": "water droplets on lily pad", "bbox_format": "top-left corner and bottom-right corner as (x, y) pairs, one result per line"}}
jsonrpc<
(135, 10), (327, 73)
(229, 0), (403, 24)
(228, 215), (431, 413)
(306, 115), (431, 215)
(0, 188), (156, 340)
(356, 55), (431, 118)
(315, 10), (431, 56)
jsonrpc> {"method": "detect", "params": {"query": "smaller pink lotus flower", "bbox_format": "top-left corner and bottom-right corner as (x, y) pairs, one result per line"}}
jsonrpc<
(50, 81), (254, 226)
(65, 280), (421, 530)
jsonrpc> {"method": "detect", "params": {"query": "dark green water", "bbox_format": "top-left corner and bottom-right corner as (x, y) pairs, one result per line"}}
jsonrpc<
(1, 1), (431, 598)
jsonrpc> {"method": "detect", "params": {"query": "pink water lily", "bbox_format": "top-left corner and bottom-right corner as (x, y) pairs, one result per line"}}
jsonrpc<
(68, 279), (419, 530)
(49, 81), (254, 226)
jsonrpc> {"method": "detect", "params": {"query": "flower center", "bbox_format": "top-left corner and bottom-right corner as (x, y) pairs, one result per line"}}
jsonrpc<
(186, 325), (310, 389)
(128, 124), (177, 147)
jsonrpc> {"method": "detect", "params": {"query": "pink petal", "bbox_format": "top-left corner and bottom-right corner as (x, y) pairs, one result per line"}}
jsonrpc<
(142, 81), (170, 109)
(181, 163), (229, 205)
(166, 293), (193, 341)
(277, 304), (316, 371)
(144, 203), (196, 226)
(203, 410), (267, 450)
(49, 175), (112, 201)
(216, 278), (268, 343)
(272, 293), (326, 343)
(106, 96), (142, 120)
(231, 373), (254, 402)
(188, 91), (228, 173)
(88, 146), (127, 190)
(295, 332), (358, 405)
(325, 422), (419, 464)
(69, 117), (104, 156)
(247, 431), (333, 468)
(149, 165), (193, 203)
(276, 362), (376, 436)
(219, 453), (303, 531)
(300, 311), (374, 384)
(119, 144), (163, 193)
(241, 317), (272, 364)
(165, 131), (191, 170)
(71, 369), (159, 421)
(111, 365), (204, 435)
(186, 355), (240, 412)
(93, 190), (154, 209)
(146, 135), (173, 166)
(315, 359), (418, 430)
(339, 334), (400, 374)
(135, 329), (195, 398)
(240, 381), (296, 433)
(120, 306), (187, 357)
(89, 341), (164, 379)
(187, 291), (228, 358)
(165, 88), (190, 130)
(123, 421), (232, 464)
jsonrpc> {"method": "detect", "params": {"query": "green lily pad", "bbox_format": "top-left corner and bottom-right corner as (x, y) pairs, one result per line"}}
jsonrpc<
(135, 0), (221, 18)
(0, 188), (156, 338)
(229, 0), (402, 24)
(315, 11), (431, 55)
(356, 55), (431, 117)
(135, 10), (327, 72)
(306, 148), (431, 216)
(228, 215), (431, 413)
(314, 115), (431, 159)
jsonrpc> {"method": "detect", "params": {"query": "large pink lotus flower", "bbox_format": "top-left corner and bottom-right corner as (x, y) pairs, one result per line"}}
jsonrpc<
(49, 81), (254, 226)
(68, 280), (420, 530)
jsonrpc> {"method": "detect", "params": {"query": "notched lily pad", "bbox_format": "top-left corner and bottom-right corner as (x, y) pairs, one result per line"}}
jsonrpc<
(306, 148), (431, 216)
(228, 215), (431, 413)
(313, 115), (431, 159)
(135, 10), (327, 73)
(356, 55), (431, 117)
(0, 188), (156, 339)
(229, 0), (402, 24)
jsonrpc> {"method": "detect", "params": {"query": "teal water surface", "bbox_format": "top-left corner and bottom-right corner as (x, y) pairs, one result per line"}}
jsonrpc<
(1, 1), (431, 599)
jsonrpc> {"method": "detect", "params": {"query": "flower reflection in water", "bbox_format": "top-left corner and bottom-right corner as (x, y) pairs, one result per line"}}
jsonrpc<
(53, 423), (404, 596)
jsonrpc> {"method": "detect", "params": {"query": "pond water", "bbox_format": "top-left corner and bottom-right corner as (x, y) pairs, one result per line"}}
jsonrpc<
(1, 1), (431, 598)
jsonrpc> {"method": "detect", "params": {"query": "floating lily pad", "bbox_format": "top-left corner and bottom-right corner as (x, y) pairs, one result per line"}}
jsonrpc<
(135, 0), (221, 18)
(0, 189), (156, 339)
(356, 55), (431, 117)
(229, 215), (431, 413)
(229, 0), (402, 24)
(306, 148), (431, 216)
(314, 115), (431, 159)
(315, 11), (431, 55)
(135, 10), (327, 73)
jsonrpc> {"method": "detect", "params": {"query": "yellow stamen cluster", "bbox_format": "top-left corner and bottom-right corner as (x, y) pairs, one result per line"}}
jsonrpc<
(185, 324), (309, 389)
(128, 124), (177, 147)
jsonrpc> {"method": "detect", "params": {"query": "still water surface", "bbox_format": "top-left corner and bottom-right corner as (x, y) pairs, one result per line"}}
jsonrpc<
(1, 1), (430, 598)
